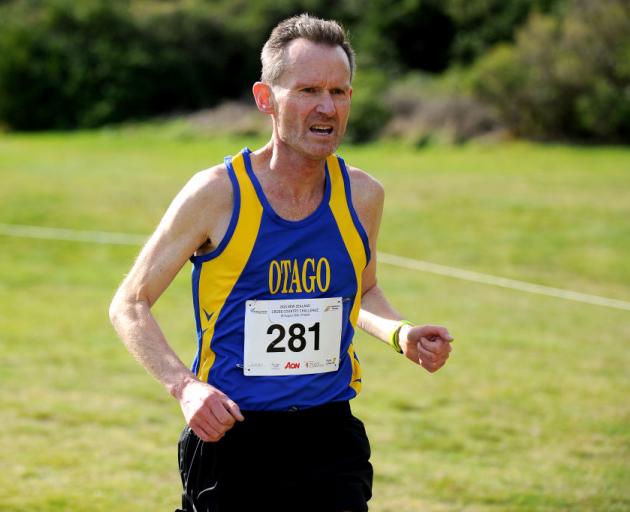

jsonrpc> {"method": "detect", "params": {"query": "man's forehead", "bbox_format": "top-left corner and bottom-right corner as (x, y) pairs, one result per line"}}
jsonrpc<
(283, 38), (351, 76)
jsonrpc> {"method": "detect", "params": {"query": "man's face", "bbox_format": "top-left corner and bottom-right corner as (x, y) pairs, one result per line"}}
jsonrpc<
(270, 38), (353, 161)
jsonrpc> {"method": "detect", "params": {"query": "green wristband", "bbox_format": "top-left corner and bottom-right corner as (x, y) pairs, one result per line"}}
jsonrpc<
(390, 320), (413, 354)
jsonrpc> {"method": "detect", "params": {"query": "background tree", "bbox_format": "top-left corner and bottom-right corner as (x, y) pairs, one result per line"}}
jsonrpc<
(471, 0), (630, 141)
(1, 0), (627, 142)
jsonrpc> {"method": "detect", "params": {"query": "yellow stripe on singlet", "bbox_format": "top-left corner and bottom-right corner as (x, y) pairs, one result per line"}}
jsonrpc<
(196, 153), (263, 382)
(327, 154), (368, 394)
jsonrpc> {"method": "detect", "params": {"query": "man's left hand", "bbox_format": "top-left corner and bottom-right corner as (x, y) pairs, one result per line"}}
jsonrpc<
(399, 324), (453, 373)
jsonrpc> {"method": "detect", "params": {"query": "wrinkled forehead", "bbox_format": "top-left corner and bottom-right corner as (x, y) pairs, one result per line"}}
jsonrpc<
(279, 38), (352, 86)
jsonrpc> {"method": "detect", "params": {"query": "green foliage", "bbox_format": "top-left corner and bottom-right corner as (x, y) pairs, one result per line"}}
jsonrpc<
(0, 1), (147, 129)
(0, 0), (625, 142)
(138, 5), (253, 110)
(348, 0), (563, 72)
(351, 0), (454, 73)
(0, 0), (254, 130)
(471, 0), (630, 141)
(445, 0), (563, 64)
(345, 68), (392, 143)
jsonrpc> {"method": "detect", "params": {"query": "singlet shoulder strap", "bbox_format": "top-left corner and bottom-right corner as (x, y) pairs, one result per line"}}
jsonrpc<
(223, 150), (264, 257)
(326, 153), (371, 266)
(190, 151), (262, 263)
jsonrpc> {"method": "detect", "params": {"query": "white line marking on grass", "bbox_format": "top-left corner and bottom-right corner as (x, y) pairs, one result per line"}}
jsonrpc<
(0, 223), (147, 245)
(379, 252), (630, 312)
(2, 223), (629, 312)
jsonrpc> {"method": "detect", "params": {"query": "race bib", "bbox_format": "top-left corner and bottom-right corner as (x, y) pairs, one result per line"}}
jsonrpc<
(243, 297), (343, 376)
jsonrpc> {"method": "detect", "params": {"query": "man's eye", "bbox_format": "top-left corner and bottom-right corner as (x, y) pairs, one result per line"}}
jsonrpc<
(302, 88), (317, 93)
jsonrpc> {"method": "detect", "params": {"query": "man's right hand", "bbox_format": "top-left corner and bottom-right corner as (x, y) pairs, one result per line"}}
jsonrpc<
(178, 379), (244, 442)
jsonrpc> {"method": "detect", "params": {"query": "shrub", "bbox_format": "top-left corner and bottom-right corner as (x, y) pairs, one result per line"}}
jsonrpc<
(345, 68), (392, 143)
(470, 0), (630, 141)
(382, 72), (502, 145)
(0, 0), (255, 130)
(445, 0), (563, 64)
(0, 1), (151, 129)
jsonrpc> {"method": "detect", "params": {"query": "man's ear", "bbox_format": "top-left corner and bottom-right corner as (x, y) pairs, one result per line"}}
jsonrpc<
(252, 82), (275, 114)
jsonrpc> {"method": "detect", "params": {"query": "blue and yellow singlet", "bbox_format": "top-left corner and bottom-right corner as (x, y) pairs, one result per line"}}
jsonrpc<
(190, 148), (370, 411)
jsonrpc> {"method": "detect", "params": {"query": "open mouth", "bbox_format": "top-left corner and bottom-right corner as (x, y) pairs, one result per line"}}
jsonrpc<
(310, 125), (334, 135)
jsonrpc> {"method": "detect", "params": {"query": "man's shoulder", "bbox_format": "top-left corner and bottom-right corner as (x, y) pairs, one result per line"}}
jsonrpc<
(188, 162), (231, 192)
(181, 162), (233, 205)
(336, 161), (384, 240)
(167, 162), (235, 232)
(343, 163), (384, 206)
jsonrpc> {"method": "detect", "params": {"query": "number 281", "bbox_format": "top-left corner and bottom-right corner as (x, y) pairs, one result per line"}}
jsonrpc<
(266, 322), (320, 352)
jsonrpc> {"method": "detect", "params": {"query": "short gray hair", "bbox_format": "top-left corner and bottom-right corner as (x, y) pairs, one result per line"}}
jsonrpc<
(260, 14), (356, 84)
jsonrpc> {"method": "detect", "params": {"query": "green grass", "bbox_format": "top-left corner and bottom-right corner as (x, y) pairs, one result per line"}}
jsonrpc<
(0, 129), (629, 511)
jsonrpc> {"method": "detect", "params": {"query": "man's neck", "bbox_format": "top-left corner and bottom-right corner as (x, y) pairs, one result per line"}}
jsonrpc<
(251, 139), (328, 198)
(249, 139), (331, 221)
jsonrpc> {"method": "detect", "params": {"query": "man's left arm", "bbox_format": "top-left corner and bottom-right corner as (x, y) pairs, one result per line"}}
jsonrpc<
(348, 166), (453, 373)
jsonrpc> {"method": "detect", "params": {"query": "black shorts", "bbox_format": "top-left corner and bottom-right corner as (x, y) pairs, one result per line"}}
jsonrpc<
(176, 401), (373, 512)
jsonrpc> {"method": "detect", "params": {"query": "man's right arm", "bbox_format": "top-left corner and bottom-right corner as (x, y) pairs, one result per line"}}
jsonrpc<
(109, 165), (244, 441)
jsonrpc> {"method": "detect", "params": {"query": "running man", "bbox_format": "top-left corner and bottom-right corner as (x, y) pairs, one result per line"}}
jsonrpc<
(110, 14), (453, 512)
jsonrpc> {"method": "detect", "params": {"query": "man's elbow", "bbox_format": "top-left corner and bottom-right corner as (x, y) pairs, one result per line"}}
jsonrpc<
(109, 286), (135, 330)
(108, 291), (125, 330)
(361, 280), (378, 298)
(109, 286), (151, 330)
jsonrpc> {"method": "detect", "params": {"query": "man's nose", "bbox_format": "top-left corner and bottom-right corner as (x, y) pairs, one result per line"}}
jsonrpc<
(316, 91), (335, 116)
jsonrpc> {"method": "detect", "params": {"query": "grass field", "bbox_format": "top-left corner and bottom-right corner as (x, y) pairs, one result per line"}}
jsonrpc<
(0, 129), (629, 511)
